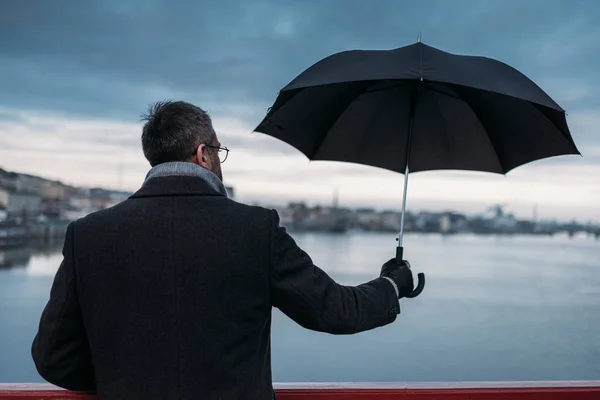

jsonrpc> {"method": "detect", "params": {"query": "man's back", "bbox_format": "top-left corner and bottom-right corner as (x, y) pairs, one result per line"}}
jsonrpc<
(75, 176), (275, 398)
(32, 175), (401, 399)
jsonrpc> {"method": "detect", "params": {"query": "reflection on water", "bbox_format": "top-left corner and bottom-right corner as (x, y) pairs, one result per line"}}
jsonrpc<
(0, 239), (64, 271)
(0, 233), (599, 383)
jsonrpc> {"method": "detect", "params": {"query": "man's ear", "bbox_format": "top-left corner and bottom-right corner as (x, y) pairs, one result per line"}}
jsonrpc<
(196, 144), (210, 168)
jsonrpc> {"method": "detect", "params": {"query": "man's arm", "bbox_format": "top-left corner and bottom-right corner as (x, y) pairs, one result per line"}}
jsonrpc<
(268, 210), (400, 334)
(31, 222), (95, 391)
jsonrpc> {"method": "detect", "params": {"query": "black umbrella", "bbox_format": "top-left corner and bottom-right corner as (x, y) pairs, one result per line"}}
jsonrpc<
(254, 40), (580, 298)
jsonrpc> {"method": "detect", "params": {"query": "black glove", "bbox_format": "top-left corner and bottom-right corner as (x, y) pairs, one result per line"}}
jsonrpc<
(380, 258), (415, 299)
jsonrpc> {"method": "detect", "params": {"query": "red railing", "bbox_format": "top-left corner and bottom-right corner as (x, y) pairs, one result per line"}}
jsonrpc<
(1, 382), (600, 399)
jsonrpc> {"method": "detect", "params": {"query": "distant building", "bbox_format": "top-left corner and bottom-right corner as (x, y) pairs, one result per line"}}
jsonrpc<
(273, 206), (294, 227)
(440, 212), (470, 234)
(108, 191), (130, 206)
(354, 209), (401, 231)
(0, 186), (8, 209)
(89, 188), (112, 210)
(0, 169), (18, 191)
(15, 174), (46, 196)
(414, 211), (440, 232)
(492, 214), (518, 231)
(379, 211), (401, 231)
(0, 187), (42, 217)
(44, 181), (67, 201)
(87, 188), (132, 210)
(0, 170), (47, 197)
(484, 205), (518, 233)
(355, 209), (380, 226)
(440, 214), (451, 233)
(69, 193), (93, 215)
(0, 204), (7, 222)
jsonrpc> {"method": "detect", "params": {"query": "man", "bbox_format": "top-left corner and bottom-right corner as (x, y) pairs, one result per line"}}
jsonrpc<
(32, 101), (417, 399)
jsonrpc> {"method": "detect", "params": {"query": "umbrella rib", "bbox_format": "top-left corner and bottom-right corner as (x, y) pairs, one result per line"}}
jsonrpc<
(428, 87), (452, 168)
(531, 103), (580, 154)
(425, 83), (506, 174)
(308, 81), (380, 159)
(364, 80), (412, 94)
(421, 82), (464, 101)
(462, 101), (506, 174)
(419, 41), (424, 78)
(307, 106), (353, 160)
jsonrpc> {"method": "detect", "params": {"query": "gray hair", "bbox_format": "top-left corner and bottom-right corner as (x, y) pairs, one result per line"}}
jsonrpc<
(141, 100), (216, 167)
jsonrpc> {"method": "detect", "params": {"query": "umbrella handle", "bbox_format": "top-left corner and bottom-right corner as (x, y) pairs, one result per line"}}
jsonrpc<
(405, 273), (425, 298)
(396, 246), (426, 298)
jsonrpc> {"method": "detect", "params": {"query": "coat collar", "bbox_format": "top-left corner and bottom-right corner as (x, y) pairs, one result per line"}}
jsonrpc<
(143, 161), (227, 197)
(129, 176), (225, 199)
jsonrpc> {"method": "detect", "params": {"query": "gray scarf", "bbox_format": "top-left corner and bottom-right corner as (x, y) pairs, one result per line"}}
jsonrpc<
(144, 162), (228, 197)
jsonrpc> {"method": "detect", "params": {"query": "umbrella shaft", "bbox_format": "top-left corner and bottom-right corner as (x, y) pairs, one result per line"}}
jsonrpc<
(398, 164), (410, 247)
(397, 85), (417, 249)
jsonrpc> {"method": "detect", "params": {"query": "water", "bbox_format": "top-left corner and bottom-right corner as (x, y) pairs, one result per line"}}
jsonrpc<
(1, 233), (599, 383)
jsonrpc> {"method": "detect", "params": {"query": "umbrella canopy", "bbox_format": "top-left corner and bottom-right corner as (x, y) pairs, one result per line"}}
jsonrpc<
(254, 42), (580, 174)
(254, 41), (580, 298)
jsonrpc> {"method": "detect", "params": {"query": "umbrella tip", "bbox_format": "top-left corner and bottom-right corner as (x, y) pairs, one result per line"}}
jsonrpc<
(417, 32), (421, 43)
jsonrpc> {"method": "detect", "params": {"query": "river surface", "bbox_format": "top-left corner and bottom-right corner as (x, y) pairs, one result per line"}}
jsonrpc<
(1, 232), (599, 383)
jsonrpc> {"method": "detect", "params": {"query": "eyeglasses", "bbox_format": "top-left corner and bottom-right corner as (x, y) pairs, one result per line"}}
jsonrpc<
(191, 144), (229, 163)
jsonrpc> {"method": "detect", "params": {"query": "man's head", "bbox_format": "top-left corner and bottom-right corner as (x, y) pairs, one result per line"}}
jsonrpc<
(141, 101), (223, 180)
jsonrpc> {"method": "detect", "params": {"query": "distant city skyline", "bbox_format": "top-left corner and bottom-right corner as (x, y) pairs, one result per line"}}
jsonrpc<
(0, 161), (593, 224)
(1, 1), (599, 222)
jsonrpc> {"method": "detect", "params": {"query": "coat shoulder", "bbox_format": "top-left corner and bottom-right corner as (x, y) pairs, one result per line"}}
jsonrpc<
(73, 197), (278, 230)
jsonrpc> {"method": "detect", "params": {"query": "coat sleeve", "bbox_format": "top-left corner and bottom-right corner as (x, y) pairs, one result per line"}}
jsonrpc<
(268, 210), (400, 334)
(31, 222), (96, 391)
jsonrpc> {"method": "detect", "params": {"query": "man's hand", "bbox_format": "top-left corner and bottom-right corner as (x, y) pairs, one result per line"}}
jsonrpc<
(380, 259), (415, 299)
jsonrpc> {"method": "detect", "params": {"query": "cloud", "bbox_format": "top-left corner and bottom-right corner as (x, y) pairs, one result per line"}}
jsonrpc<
(1, 105), (598, 210)
(2, 0), (600, 120)
(1, 0), (600, 221)
(1, 108), (597, 222)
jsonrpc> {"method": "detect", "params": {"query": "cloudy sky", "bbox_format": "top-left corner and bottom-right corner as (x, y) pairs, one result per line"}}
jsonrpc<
(1, 0), (599, 221)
